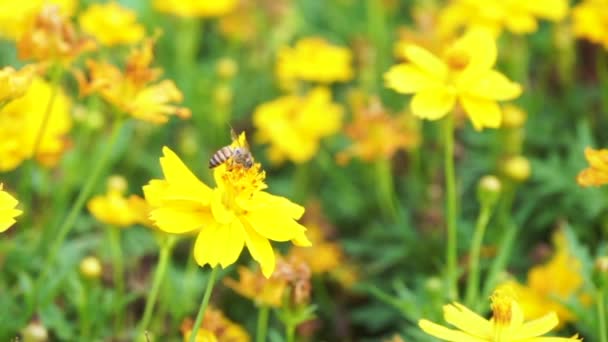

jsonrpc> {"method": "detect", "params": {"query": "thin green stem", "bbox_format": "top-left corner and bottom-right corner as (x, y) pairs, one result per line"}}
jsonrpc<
(34, 119), (124, 309)
(256, 306), (270, 342)
(598, 288), (607, 342)
(32, 64), (63, 158)
(443, 115), (458, 301)
(597, 49), (608, 121)
(375, 159), (398, 221)
(286, 320), (296, 342)
(464, 204), (493, 307)
(107, 227), (125, 334)
(188, 267), (219, 342)
(135, 235), (176, 339)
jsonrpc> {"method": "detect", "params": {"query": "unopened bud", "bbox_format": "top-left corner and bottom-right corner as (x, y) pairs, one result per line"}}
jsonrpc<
(425, 276), (442, 293)
(477, 175), (501, 208)
(80, 256), (102, 280)
(501, 155), (531, 182)
(21, 320), (48, 342)
(502, 105), (527, 129)
(107, 175), (128, 193)
(216, 57), (238, 79)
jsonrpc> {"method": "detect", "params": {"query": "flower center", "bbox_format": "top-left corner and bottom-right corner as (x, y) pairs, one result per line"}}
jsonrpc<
(221, 160), (267, 201)
(490, 290), (513, 325)
(445, 48), (470, 71)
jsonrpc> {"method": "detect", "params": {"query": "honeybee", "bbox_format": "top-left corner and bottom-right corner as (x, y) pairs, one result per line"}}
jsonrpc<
(209, 129), (254, 169)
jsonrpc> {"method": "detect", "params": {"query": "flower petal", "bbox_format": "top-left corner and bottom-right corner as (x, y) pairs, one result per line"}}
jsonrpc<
(219, 219), (246, 268)
(193, 224), (223, 268)
(410, 88), (456, 120)
(243, 224), (275, 278)
(239, 192), (304, 219)
(463, 70), (522, 101)
(150, 206), (213, 234)
(418, 320), (487, 342)
(211, 189), (236, 224)
(456, 29), (497, 73)
(443, 303), (493, 338)
(384, 64), (442, 94)
(292, 231), (312, 247)
(404, 45), (448, 79)
(459, 96), (501, 131)
(244, 211), (306, 242)
(159, 147), (212, 204)
(511, 312), (559, 340)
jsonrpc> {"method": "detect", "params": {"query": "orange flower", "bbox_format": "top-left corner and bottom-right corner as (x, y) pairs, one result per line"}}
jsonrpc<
(577, 147), (608, 187)
(181, 307), (250, 342)
(75, 38), (191, 124)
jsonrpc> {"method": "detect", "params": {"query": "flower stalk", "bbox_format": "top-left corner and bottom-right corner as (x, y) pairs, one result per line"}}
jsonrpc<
(107, 226), (125, 333)
(443, 114), (458, 300)
(464, 202), (494, 307)
(599, 287), (607, 342)
(188, 267), (219, 342)
(256, 305), (270, 342)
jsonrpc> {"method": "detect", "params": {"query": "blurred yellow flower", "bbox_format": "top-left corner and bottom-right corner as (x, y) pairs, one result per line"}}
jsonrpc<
(385, 29), (522, 131)
(143, 135), (311, 277)
(0, 65), (36, 107)
(218, 0), (258, 43)
(181, 307), (250, 342)
(288, 224), (342, 275)
(0, 77), (71, 171)
(337, 94), (420, 164)
(79, 2), (145, 47)
(497, 230), (587, 326)
(75, 38), (191, 124)
(276, 37), (354, 88)
(573, 0), (608, 50)
(154, 0), (237, 18)
(395, 1), (451, 58)
(87, 176), (151, 227)
(17, 4), (96, 63)
(577, 147), (608, 187)
(438, 0), (568, 37)
(0, 184), (22, 232)
(0, 0), (75, 40)
(224, 265), (288, 307)
(253, 87), (343, 164)
(419, 288), (582, 341)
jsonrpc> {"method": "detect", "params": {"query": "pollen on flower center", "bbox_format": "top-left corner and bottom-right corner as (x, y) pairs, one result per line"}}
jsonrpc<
(445, 49), (470, 71)
(221, 160), (268, 198)
(491, 289), (514, 324)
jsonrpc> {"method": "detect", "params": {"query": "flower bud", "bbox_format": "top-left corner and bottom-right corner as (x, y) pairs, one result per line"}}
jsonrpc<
(216, 57), (238, 79)
(596, 256), (608, 273)
(21, 320), (48, 342)
(477, 175), (501, 208)
(80, 256), (102, 280)
(425, 276), (442, 293)
(501, 155), (531, 182)
(501, 105), (527, 129)
(107, 175), (128, 193)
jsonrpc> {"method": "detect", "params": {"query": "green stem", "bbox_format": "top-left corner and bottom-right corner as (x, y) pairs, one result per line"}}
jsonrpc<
(443, 115), (458, 301)
(135, 235), (176, 338)
(599, 288), (607, 342)
(32, 64), (63, 158)
(375, 159), (398, 221)
(188, 267), (219, 342)
(107, 227), (125, 334)
(597, 49), (608, 121)
(293, 161), (310, 203)
(34, 119), (124, 308)
(256, 306), (270, 342)
(286, 320), (296, 342)
(464, 204), (493, 307)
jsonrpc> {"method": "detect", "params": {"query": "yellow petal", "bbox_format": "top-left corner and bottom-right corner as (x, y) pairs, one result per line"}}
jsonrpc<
(443, 303), (493, 338)
(211, 189), (236, 224)
(384, 64), (442, 94)
(150, 206), (213, 234)
(457, 29), (497, 73)
(404, 45), (448, 79)
(292, 231), (312, 247)
(418, 320), (487, 342)
(459, 96), (502, 131)
(193, 224), (223, 268)
(160, 147), (212, 204)
(219, 219), (246, 267)
(142, 180), (169, 207)
(244, 211), (306, 242)
(239, 192), (305, 219)
(463, 70), (522, 101)
(410, 88), (456, 120)
(512, 312), (559, 340)
(0, 212), (20, 232)
(243, 224), (275, 278)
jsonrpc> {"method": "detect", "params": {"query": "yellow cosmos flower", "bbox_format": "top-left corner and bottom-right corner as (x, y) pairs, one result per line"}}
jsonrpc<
(0, 0), (75, 40)
(87, 176), (151, 227)
(497, 230), (587, 326)
(79, 2), (145, 47)
(0, 77), (71, 171)
(419, 289), (582, 341)
(181, 307), (250, 342)
(143, 134), (311, 277)
(276, 37), (354, 89)
(384, 29), (522, 131)
(438, 0), (569, 37)
(0, 184), (22, 232)
(153, 0), (237, 18)
(253, 87), (343, 164)
(0, 65), (36, 107)
(75, 38), (191, 124)
(224, 265), (288, 307)
(577, 147), (608, 187)
(17, 4), (96, 63)
(573, 0), (608, 50)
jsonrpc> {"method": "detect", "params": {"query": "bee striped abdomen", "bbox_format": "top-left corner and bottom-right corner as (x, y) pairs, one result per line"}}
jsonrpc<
(209, 146), (234, 168)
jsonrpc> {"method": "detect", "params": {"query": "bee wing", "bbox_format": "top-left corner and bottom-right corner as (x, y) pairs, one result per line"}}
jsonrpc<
(230, 126), (238, 142)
